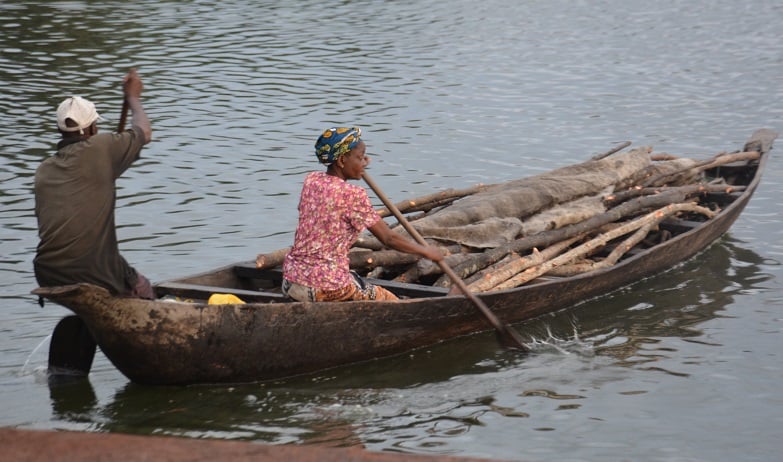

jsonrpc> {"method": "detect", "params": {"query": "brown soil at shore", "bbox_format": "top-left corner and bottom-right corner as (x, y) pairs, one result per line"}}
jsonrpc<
(0, 427), (504, 462)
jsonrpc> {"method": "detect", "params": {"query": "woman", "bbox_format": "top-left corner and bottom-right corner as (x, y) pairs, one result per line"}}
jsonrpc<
(281, 126), (443, 302)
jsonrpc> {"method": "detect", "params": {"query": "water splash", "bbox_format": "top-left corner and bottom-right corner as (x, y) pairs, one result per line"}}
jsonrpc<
(527, 324), (595, 357)
(20, 333), (51, 375)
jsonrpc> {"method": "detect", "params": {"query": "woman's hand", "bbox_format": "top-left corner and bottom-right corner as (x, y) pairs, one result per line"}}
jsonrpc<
(420, 244), (444, 263)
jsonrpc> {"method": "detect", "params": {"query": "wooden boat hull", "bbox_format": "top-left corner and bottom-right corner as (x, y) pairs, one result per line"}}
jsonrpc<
(33, 130), (775, 385)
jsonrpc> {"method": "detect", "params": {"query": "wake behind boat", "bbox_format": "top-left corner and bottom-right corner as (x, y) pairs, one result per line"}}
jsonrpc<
(34, 129), (776, 385)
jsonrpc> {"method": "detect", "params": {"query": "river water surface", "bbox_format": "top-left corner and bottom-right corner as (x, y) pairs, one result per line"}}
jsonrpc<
(1, 1), (782, 461)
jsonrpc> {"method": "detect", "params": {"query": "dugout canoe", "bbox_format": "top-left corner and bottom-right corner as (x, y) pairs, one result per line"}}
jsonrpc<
(33, 129), (776, 385)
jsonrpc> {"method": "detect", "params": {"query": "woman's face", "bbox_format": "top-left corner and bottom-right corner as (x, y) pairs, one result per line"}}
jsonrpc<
(338, 141), (370, 180)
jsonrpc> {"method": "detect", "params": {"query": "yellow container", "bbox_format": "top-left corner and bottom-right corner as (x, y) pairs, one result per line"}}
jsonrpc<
(207, 293), (246, 305)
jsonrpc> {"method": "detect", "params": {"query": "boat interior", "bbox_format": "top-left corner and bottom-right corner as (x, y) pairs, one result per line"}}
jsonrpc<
(153, 161), (756, 305)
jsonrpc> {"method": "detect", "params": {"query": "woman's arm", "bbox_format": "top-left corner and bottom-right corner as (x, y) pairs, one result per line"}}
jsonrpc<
(368, 219), (443, 262)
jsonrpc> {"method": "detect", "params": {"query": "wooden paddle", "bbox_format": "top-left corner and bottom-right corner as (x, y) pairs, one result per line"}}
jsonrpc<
(117, 98), (129, 133)
(48, 315), (96, 377)
(362, 173), (529, 351)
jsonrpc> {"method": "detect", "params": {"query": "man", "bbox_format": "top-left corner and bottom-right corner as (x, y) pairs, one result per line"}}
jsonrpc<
(34, 69), (152, 376)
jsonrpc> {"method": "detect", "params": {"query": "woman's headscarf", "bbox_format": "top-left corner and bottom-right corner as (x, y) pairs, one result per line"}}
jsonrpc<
(314, 127), (362, 164)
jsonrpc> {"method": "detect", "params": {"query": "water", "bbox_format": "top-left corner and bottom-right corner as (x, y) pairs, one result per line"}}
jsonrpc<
(1, 1), (782, 460)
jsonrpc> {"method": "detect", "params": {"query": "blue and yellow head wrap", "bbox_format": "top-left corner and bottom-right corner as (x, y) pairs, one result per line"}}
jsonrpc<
(314, 126), (362, 164)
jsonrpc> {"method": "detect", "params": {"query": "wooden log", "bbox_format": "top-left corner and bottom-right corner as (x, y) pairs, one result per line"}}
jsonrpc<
(545, 259), (596, 276)
(604, 146), (656, 190)
(392, 264), (421, 283)
(468, 235), (583, 292)
(642, 151), (759, 187)
(414, 253), (476, 277)
(545, 222), (654, 276)
(463, 252), (519, 285)
(375, 184), (495, 218)
(624, 157), (701, 189)
(349, 249), (420, 271)
(603, 183), (745, 208)
(435, 187), (701, 287)
(351, 241), (458, 274)
(650, 153), (679, 161)
(366, 266), (386, 279)
(390, 196), (465, 216)
(491, 202), (716, 290)
(591, 141), (632, 160)
(518, 192), (607, 237)
(698, 150), (761, 171)
(414, 146), (653, 233)
(255, 247), (290, 269)
(353, 235), (385, 250)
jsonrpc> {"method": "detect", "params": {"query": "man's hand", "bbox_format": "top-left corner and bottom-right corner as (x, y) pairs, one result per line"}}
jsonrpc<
(121, 68), (152, 144)
(123, 68), (143, 100)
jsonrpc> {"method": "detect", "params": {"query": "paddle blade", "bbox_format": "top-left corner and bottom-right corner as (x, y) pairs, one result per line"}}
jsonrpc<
(48, 315), (97, 377)
(496, 325), (530, 351)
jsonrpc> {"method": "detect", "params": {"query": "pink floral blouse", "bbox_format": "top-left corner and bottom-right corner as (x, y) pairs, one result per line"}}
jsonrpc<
(283, 171), (380, 290)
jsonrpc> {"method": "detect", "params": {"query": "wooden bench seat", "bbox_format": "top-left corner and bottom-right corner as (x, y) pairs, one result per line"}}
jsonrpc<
(155, 281), (287, 303)
(232, 262), (450, 299)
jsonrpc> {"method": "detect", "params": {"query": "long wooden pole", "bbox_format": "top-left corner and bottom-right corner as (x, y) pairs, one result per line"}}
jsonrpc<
(362, 173), (528, 351)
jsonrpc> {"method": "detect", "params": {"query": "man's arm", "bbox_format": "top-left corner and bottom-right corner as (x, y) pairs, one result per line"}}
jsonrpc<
(123, 69), (152, 144)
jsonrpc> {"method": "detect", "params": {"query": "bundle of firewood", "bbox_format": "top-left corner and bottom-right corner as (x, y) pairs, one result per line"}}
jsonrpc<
(255, 144), (757, 292)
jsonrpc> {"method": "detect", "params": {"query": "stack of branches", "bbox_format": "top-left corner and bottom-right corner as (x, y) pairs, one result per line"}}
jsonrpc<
(255, 143), (757, 292)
